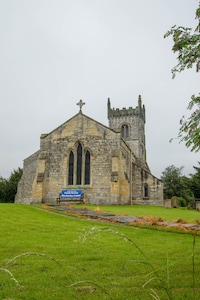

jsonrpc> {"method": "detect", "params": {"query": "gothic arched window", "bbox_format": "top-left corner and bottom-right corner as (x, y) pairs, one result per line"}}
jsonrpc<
(76, 143), (82, 185)
(84, 150), (90, 184)
(121, 124), (129, 138)
(68, 151), (74, 185)
(68, 143), (91, 186)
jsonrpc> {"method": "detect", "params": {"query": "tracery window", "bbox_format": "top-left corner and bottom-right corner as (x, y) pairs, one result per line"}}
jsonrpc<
(68, 143), (90, 185)
(121, 124), (129, 138)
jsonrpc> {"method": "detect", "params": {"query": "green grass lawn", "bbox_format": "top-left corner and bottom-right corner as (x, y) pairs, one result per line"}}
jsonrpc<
(0, 204), (200, 300)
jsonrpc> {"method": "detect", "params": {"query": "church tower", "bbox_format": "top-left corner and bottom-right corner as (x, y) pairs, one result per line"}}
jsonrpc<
(107, 95), (146, 161)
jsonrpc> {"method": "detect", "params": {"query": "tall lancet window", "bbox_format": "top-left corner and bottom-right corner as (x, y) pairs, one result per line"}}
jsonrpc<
(144, 183), (149, 198)
(68, 151), (74, 185)
(76, 143), (82, 185)
(84, 150), (90, 184)
(68, 143), (91, 186)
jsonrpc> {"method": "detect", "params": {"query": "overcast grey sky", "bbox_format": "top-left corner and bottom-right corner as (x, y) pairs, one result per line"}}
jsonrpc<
(0, 0), (199, 179)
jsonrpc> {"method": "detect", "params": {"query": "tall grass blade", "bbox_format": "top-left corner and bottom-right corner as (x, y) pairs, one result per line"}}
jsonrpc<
(0, 268), (19, 286)
(5, 252), (61, 266)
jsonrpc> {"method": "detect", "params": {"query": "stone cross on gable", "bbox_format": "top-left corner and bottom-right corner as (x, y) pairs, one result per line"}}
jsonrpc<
(76, 99), (85, 113)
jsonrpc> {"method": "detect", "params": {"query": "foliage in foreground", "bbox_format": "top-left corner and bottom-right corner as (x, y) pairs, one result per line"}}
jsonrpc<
(0, 204), (200, 299)
(164, 5), (200, 152)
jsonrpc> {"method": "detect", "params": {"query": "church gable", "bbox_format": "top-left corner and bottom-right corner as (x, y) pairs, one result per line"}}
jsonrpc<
(40, 112), (118, 145)
(24, 111), (123, 204)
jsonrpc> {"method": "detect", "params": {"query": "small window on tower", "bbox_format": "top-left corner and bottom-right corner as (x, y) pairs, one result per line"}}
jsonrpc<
(121, 124), (129, 138)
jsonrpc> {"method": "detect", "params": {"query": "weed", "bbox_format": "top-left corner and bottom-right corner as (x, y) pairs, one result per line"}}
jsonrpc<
(195, 218), (200, 225)
(0, 252), (60, 297)
(176, 218), (188, 224)
(78, 226), (199, 300)
(69, 280), (112, 299)
(0, 267), (19, 286)
(138, 216), (164, 225)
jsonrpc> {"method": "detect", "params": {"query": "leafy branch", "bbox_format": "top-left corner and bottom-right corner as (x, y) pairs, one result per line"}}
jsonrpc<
(164, 5), (200, 152)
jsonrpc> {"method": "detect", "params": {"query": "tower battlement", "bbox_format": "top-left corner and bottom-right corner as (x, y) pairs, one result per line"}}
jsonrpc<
(107, 95), (145, 122)
(107, 95), (146, 161)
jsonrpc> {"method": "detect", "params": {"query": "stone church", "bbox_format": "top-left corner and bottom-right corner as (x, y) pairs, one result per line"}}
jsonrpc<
(15, 96), (163, 205)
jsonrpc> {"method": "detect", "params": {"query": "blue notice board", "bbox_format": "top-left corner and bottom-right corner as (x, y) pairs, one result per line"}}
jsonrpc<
(61, 190), (82, 198)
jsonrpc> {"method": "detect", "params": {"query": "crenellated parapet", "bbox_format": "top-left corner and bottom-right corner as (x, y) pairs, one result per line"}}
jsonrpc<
(107, 95), (145, 122)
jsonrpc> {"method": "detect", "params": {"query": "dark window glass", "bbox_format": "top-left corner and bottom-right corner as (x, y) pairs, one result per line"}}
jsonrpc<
(68, 151), (74, 185)
(85, 150), (90, 184)
(121, 124), (129, 138)
(144, 183), (149, 198)
(126, 125), (129, 137)
(76, 143), (82, 184)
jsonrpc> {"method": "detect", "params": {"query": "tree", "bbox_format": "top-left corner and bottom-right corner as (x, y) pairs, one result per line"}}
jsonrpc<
(190, 162), (200, 198)
(161, 165), (184, 199)
(164, 5), (200, 152)
(0, 168), (23, 203)
(179, 175), (194, 206)
(0, 176), (7, 202)
(161, 165), (194, 207)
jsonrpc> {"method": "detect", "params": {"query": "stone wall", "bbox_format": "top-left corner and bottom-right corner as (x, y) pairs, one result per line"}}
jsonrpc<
(15, 151), (40, 204)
